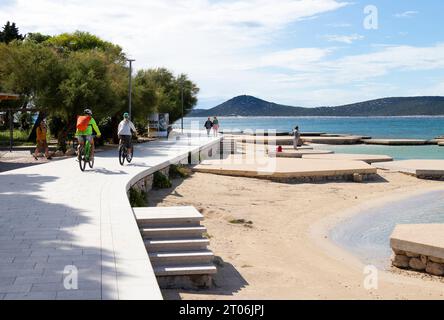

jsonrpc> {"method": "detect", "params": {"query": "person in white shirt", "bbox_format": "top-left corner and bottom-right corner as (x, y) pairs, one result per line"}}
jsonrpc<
(118, 112), (137, 155)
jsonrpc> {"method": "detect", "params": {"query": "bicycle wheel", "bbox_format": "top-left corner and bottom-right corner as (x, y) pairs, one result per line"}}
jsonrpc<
(78, 146), (87, 172)
(119, 145), (126, 166)
(126, 147), (133, 163)
(88, 155), (94, 169)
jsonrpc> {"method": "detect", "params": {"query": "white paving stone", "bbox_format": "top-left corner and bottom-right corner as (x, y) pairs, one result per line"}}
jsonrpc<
(0, 135), (221, 300)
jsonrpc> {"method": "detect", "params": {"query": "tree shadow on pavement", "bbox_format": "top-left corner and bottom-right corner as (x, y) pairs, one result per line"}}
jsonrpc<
(0, 173), (127, 300)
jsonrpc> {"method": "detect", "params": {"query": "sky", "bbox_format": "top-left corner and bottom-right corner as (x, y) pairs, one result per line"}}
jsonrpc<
(0, 0), (443, 109)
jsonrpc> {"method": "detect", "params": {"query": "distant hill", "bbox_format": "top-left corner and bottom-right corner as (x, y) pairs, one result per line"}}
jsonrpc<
(188, 95), (444, 117)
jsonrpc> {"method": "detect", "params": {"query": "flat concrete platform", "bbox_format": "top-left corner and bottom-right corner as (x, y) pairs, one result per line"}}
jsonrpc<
(364, 139), (427, 145)
(301, 136), (363, 145)
(271, 149), (334, 158)
(300, 132), (326, 136)
(391, 224), (444, 260)
(193, 156), (377, 180)
(230, 135), (295, 145)
(302, 153), (393, 164)
(375, 160), (444, 179)
(134, 206), (203, 221)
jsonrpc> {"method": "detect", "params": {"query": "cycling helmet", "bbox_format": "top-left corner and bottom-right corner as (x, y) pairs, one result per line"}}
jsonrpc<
(84, 109), (92, 115)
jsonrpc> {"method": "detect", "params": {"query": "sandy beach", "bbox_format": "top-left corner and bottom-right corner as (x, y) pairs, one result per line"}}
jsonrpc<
(149, 169), (444, 300)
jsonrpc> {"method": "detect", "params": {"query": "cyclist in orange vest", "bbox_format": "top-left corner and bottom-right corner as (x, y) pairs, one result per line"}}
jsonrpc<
(75, 109), (101, 159)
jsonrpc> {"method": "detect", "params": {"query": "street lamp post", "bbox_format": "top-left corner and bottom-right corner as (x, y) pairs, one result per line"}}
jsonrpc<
(181, 79), (184, 134)
(127, 59), (135, 119)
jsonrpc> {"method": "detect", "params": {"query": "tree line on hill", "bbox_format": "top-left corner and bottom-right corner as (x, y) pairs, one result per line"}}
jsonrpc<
(190, 95), (444, 117)
(0, 21), (199, 149)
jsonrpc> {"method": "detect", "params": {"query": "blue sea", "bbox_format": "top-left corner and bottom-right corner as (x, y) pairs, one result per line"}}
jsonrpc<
(330, 190), (444, 270)
(178, 116), (444, 160)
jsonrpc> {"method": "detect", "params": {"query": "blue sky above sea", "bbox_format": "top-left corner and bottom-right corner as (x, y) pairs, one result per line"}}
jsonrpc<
(1, 0), (443, 109)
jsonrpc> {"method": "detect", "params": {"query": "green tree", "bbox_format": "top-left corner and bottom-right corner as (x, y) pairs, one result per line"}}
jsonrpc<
(0, 21), (24, 43)
(26, 32), (51, 43)
(133, 68), (199, 123)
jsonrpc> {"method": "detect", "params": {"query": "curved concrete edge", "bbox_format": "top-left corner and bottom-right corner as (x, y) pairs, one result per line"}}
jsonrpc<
(101, 138), (222, 300)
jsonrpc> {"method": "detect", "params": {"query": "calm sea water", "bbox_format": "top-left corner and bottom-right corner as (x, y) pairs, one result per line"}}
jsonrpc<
(180, 116), (444, 139)
(330, 191), (444, 269)
(179, 116), (444, 160)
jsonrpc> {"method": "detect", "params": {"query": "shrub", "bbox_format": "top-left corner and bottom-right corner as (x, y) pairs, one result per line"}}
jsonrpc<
(129, 187), (148, 207)
(153, 171), (172, 189)
(169, 164), (191, 179)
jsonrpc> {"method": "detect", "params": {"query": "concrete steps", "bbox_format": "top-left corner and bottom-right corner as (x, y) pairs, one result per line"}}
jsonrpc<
(149, 250), (214, 265)
(145, 238), (210, 251)
(154, 264), (217, 276)
(141, 226), (207, 238)
(134, 206), (216, 284)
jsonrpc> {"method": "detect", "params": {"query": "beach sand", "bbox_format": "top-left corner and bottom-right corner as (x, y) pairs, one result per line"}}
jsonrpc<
(149, 170), (444, 300)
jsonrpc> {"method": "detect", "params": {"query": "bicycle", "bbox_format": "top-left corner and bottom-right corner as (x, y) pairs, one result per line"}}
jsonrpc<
(118, 136), (134, 166)
(78, 136), (95, 171)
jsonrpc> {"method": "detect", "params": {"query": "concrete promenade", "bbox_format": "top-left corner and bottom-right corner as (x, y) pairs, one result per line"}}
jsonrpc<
(0, 134), (221, 300)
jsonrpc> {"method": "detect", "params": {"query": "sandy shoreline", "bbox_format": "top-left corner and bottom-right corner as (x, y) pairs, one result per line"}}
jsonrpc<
(149, 169), (444, 300)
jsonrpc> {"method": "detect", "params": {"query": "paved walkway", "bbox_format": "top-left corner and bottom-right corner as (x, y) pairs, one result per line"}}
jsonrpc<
(0, 134), (221, 300)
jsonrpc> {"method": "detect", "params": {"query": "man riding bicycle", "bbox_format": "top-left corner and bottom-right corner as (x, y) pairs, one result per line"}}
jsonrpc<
(118, 112), (137, 155)
(76, 109), (101, 160)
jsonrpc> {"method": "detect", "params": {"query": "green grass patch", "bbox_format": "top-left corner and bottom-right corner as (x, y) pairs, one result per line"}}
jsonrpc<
(128, 187), (148, 207)
(153, 171), (172, 189)
(169, 164), (191, 179)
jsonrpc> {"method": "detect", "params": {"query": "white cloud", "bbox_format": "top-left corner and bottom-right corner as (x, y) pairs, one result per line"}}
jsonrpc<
(0, 0), (349, 107)
(324, 33), (364, 44)
(394, 11), (419, 18)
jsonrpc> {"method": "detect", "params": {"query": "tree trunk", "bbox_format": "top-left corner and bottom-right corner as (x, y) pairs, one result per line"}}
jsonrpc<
(111, 115), (119, 144)
(27, 112), (46, 142)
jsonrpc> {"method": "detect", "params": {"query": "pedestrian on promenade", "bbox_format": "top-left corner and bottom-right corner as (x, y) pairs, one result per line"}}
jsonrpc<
(33, 119), (52, 160)
(204, 117), (213, 137)
(293, 126), (301, 150)
(212, 116), (220, 137)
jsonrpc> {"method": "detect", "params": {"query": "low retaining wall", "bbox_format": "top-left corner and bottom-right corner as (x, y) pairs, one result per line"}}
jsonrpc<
(129, 138), (222, 194)
(392, 249), (444, 276)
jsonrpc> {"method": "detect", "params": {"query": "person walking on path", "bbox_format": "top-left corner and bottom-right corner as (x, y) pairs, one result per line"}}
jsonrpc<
(118, 112), (138, 155)
(204, 117), (213, 137)
(212, 116), (220, 137)
(33, 119), (52, 160)
(293, 126), (301, 150)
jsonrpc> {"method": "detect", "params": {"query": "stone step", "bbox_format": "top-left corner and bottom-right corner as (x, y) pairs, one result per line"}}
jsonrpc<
(154, 264), (217, 276)
(134, 206), (204, 227)
(141, 226), (207, 239)
(145, 238), (210, 252)
(149, 250), (214, 265)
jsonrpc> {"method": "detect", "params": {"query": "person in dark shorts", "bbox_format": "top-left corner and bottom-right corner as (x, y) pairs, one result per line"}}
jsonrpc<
(118, 112), (137, 154)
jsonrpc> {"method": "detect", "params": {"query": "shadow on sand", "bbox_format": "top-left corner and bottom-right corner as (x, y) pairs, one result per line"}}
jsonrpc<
(161, 256), (249, 300)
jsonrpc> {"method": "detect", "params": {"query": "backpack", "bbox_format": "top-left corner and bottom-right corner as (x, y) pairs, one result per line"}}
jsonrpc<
(76, 116), (91, 131)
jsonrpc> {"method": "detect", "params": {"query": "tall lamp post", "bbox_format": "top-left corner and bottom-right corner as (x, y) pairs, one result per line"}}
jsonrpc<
(127, 59), (135, 119)
(181, 78), (184, 134)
